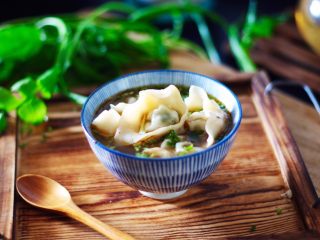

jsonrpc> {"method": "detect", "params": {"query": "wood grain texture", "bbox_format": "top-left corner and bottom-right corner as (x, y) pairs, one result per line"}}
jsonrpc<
(0, 49), (318, 239)
(169, 51), (254, 84)
(13, 81), (307, 239)
(0, 116), (16, 240)
(275, 23), (306, 44)
(274, 91), (320, 197)
(250, 23), (320, 92)
(252, 72), (320, 234)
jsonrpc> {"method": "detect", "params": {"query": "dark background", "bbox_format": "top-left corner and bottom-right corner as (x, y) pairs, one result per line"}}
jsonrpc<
(0, 0), (297, 23)
(0, 0), (298, 65)
(0, 0), (297, 63)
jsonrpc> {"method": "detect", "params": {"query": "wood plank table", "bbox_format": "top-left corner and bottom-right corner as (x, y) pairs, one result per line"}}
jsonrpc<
(1, 52), (319, 239)
(275, 91), (320, 197)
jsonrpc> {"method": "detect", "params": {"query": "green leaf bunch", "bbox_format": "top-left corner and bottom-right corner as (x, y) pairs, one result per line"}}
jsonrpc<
(0, 1), (288, 133)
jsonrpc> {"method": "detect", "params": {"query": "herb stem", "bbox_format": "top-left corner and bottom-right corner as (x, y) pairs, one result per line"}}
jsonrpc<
(171, 11), (184, 39)
(64, 2), (136, 71)
(0, 110), (7, 134)
(227, 25), (256, 72)
(191, 13), (221, 63)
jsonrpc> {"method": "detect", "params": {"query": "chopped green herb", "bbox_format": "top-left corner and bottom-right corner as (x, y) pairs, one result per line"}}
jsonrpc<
(250, 225), (256, 232)
(181, 94), (188, 100)
(165, 130), (180, 147)
(209, 95), (226, 110)
(184, 144), (194, 152)
(135, 152), (150, 158)
(276, 207), (282, 215)
(178, 144), (194, 156)
(134, 144), (143, 152)
(134, 137), (160, 152)
(178, 151), (188, 156)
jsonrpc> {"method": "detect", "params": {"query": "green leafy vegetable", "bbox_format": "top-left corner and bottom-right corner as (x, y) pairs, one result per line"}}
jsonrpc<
(0, 25), (42, 61)
(184, 144), (194, 152)
(228, 25), (257, 72)
(36, 68), (59, 99)
(0, 87), (23, 111)
(171, 11), (184, 39)
(0, 111), (7, 134)
(0, 0), (287, 133)
(0, 61), (14, 82)
(11, 77), (37, 98)
(165, 130), (181, 147)
(135, 152), (151, 158)
(192, 13), (221, 63)
(17, 97), (47, 124)
(227, 0), (288, 71)
(134, 144), (143, 153)
(178, 143), (195, 156)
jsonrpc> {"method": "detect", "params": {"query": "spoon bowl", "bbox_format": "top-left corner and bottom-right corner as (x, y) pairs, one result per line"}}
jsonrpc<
(17, 174), (71, 209)
(16, 174), (135, 240)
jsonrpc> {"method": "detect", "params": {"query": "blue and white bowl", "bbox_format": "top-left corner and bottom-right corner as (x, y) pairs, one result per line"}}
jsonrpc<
(81, 70), (242, 199)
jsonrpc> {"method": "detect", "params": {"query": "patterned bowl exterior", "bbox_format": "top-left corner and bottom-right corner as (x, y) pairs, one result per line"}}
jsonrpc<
(81, 70), (242, 193)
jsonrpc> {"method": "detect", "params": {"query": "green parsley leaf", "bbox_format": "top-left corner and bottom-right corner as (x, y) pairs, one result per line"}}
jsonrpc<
(165, 130), (180, 147)
(11, 77), (37, 99)
(134, 144), (143, 152)
(184, 144), (194, 152)
(0, 61), (14, 82)
(36, 68), (59, 99)
(17, 97), (47, 124)
(135, 152), (150, 158)
(0, 111), (7, 134)
(178, 151), (188, 156)
(0, 87), (23, 111)
(0, 24), (42, 60)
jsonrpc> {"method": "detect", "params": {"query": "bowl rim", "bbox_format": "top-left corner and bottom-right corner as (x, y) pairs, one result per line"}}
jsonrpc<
(81, 69), (242, 162)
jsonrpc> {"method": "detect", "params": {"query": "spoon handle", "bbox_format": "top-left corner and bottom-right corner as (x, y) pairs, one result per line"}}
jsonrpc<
(64, 201), (136, 240)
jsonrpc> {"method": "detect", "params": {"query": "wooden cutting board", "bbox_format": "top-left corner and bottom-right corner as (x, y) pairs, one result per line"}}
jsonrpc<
(1, 52), (320, 239)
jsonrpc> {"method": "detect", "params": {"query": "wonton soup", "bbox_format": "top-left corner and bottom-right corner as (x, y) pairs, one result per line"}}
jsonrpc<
(91, 85), (232, 158)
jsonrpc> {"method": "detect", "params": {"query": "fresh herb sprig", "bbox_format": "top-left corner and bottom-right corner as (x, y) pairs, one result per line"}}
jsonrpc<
(165, 130), (181, 147)
(227, 0), (289, 71)
(0, 0), (287, 133)
(178, 143), (195, 156)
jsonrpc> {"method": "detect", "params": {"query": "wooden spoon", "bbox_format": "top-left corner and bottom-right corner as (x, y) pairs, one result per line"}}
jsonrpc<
(16, 174), (135, 240)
